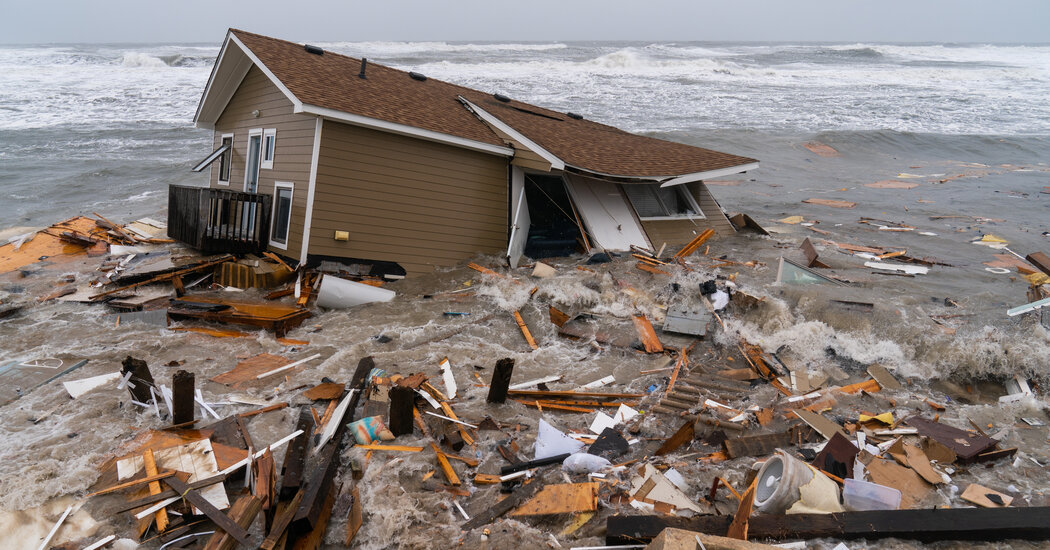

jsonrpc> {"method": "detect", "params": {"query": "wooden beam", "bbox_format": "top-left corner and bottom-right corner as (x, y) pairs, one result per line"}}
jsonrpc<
(203, 494), (262, 550)
(461, 481), (544, 531)
(162, 476), (253, 546)
(260, 489), (304, 550)
(388, 386), (415, 437)
(172, 370), (195, 426)
(655, 418), (695, 456)
(607, 507), (1050, 544)
(486, 358), (514, 404)
(279, 406), (314, 501)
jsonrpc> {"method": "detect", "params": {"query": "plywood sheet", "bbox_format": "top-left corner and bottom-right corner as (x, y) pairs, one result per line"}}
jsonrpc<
(865, 180), (920, 189)
(511, 482), (598, 516)
(211, 353), (293, 388)
(117, 439), (230, 510)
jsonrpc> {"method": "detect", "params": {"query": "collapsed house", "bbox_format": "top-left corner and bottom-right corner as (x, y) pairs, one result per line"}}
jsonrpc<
(172, 29), (758, 277)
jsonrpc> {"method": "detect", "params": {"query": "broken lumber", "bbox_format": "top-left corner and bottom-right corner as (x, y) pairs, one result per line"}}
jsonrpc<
(674, 229), (715, 258)
(162, 476), (252, 546)
(513, 310), (538, 350)
(172, 370), (194, 426)
(461, 480), (544, 531)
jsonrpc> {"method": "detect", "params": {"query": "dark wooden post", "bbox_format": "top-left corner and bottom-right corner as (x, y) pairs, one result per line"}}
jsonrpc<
(486, 358), (514, 403)
(279, 406), (315, 501)
(388, 386), (415, 437)
(171, 369), (195, 425)
(121, 356), (154, 403)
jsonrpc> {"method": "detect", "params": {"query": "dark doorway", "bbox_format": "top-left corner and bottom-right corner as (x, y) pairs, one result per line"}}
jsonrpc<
(523, 174), (583, 259)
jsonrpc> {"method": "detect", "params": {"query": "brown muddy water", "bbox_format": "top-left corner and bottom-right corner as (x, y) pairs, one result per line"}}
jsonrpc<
(1, 137), (1049, 549)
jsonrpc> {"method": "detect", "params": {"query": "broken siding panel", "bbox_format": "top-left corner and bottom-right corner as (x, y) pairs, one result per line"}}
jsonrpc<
(210, 65), (317, 258)
(638, 183), (734, 245)
(311, 120), (508, 276)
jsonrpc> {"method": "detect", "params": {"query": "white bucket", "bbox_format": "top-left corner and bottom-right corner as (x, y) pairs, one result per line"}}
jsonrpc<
(315, 275), (395, 309)
(754, 449), (844, 514)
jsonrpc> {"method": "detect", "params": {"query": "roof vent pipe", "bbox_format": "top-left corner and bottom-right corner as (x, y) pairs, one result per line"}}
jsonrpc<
(359, 58), (368, 79)
(409, 71), (427, 82)
(304, 44), (324, 55)
(493, 93), (511, 103)
(567, 112), (584, 120)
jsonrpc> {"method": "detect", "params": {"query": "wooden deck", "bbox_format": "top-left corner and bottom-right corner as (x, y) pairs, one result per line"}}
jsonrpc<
(168, 185), (271, 254)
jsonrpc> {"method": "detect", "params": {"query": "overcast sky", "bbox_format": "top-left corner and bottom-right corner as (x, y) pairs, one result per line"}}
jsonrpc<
(3, 0), (1049, 44)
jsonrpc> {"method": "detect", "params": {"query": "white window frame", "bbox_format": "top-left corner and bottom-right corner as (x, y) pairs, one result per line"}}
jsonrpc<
(261, 128), (276, 170)
(270, 181), (293, 250)
(217, 133), (234, 185)
(621, 184), (706, 221)
(244, 128), (263, 193)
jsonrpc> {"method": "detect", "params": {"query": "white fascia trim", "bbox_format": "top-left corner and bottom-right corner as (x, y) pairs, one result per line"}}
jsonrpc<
(658, 162), (760, 188)
(299, 104), (513, 157)
(300, 117), (323, 265)
(456, 97), (563, 169)
(228, 34), (302, 112)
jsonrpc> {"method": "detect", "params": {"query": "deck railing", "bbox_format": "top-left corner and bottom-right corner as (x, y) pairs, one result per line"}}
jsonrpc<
(168, 185), (271, 254)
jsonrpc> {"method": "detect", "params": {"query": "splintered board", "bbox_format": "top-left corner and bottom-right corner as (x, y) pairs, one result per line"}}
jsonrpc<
(510, 483), (598, 516)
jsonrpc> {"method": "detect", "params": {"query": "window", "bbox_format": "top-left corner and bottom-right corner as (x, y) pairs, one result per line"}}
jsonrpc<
(218, 134), (233, 184)
(621, 184), (705, 220)
(270, 182), (293, 249)
(261, 128), (276, 169)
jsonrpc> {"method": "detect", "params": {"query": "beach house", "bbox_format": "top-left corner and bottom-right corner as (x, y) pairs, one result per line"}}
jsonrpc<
(171, 29), (758, 277)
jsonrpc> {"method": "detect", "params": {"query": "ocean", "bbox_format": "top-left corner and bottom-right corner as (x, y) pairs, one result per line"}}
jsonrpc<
(1, 40), (1049, 548)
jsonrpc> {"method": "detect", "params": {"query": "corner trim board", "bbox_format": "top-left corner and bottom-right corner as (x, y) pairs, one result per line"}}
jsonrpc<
(300, 117), (323, 265)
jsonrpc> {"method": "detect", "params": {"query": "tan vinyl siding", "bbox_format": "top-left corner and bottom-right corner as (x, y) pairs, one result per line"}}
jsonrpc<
(311, 120), (509, 276)
(209, 65), (316, 259)
(638, 182), (735, 245)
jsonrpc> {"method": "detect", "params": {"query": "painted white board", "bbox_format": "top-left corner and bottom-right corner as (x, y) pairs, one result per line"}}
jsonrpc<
(565, 174), (650, 251)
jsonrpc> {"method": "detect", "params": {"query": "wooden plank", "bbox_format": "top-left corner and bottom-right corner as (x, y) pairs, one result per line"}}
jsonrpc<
(260, 489), (304, 550)
(507, 389), (645, 399)
(606, 507), (1050, 544)
(793, 409), (848, 441)
(344, 485), (363, 546)
(510, 483), (598, 516)
(302, 382), (344, 401)
(674, 229), (715, 258)
(632, 314), (664, 353)
(432, 443), (460, 486)
(354, 444), (424, 452)
(87, 470), (177, 497)
(513, 311), (539, 350)
(726, 480), (757, 540)
(1026, 252), (1050, 277)
(142, 449), (169, 533)
(962, 483), (1013, 508)
(802, 198), (856, 209)
(203, 494), (262, 550)
(162, 476), (251, 545)
(800, 237), (830, 269)
(289, 484), (337, 550)
(905, 416), (998, 463)
(655, 418), (695, 456)
(867, 364), (902, 390)
(388, 385), (415, 436)
(637, 261), (671, 276)
(461, 481), (544, 531)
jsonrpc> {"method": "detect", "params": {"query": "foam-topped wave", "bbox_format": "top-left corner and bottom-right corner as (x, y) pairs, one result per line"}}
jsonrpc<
(119, 51), (168, 67)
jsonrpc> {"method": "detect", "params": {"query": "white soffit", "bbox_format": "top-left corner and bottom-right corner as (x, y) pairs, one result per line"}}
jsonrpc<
(300, 104), (513, 157)
(458, 96), (565, 169)
(658, 162), (760, 187)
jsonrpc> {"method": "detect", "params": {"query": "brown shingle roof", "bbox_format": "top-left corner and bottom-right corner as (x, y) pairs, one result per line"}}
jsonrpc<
(230, 29), (757, 179)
